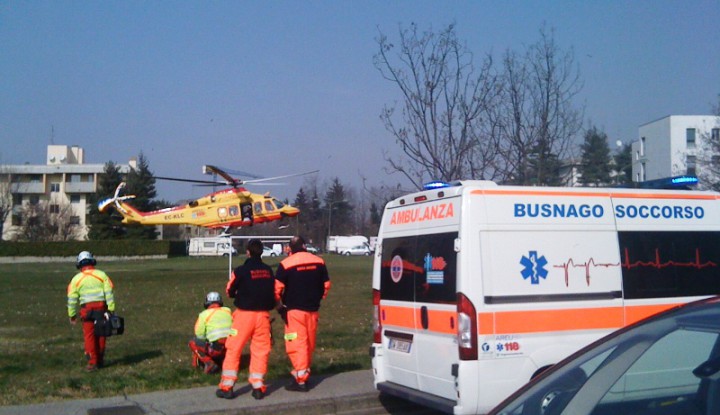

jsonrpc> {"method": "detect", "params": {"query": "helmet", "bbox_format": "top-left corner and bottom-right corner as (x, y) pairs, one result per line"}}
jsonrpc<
(204, 291), (223, 308)
(76, 251), (96, 269)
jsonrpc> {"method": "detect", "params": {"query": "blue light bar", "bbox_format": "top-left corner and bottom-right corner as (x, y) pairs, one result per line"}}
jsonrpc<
(671, 175), (699, 185)
(423, 181), (451, 190)
(632, 175), (699, 190)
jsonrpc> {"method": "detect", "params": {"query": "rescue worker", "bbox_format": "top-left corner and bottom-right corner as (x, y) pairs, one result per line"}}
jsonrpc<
(216, 239), (275, 400)
(189, 292), (234, 374)
(275, 235), (331, 392)
(67, 251), (116, 372)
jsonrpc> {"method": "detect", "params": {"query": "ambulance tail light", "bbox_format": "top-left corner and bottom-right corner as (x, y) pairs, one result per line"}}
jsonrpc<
(373, 289), (382, 344)
(457, 292), (478, 360)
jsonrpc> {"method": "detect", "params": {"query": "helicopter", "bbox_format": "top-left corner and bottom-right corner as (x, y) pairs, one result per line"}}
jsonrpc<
(98, 165), (316, 233)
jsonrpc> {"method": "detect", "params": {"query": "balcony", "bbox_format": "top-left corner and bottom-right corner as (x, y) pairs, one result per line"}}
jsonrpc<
(64, 182), (96, 193)
(10, 182), (44, 194)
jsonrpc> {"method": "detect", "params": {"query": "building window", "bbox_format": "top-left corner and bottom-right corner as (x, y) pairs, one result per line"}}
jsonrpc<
(12, 194), (21, 206)
(70, 194), (81, 203)
(49, 204), (60, 214)
(686, 128), (696, 148)
(686, 155), (697, 176)
(713, 128), (720, 141)
(70, 174), (81, 183)
(29, 195), (39, 205)
(50, 182), (60, 192)
(70, 216), (81, 225)
(11, 214), (21, 226)
(640, 136), (645, 156)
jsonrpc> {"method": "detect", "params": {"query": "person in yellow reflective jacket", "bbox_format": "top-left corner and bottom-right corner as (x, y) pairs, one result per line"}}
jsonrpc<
(189, 292), (234, 374)
(67, 251), (115, 372)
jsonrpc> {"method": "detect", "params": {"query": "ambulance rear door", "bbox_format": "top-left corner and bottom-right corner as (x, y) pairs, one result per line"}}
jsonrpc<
(377, 194), (461, 403)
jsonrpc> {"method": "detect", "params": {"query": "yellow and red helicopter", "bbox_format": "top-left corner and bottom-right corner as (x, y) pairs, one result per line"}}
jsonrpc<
(98, 165), (315, 232)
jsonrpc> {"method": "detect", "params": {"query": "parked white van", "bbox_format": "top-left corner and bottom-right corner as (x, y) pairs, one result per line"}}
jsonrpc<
(188, 237), (237, 257)
(370, 179), (720, 414)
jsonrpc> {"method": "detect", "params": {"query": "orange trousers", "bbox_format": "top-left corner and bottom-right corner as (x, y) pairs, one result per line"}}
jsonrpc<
(284, 309), (319, 383)
(219, 310), (272, 391)
(79, 302), (107, 366)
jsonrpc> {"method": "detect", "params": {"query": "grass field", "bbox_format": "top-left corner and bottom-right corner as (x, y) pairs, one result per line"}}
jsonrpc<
(0, 255), (374, 405)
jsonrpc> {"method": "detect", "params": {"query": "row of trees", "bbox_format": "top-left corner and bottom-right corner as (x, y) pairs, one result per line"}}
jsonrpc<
(374, 23), (718, 189)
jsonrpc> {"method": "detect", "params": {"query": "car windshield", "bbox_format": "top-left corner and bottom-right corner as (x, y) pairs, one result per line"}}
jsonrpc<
(494, 300), (720, 415)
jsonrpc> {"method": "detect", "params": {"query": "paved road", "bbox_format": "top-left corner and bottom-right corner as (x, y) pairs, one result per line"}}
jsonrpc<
(0, 370), (444, 415)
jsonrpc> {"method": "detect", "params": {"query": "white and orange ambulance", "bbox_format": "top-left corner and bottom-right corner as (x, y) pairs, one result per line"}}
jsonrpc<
(370, 179), (720, 414)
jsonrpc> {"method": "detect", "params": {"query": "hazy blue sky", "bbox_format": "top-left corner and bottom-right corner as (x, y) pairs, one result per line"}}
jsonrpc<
(1, 1), (718, 202)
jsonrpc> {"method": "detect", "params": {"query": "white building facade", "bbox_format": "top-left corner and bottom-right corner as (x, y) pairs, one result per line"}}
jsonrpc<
(633, 115), (720, 185)
(1, 145), (135, 240)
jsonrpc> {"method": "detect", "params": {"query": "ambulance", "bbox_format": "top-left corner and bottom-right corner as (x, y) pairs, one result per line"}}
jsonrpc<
(370, 179), (720, 414)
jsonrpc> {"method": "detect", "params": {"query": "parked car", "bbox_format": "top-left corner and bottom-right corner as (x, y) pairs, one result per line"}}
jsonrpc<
(489, 296), (720, 415)
(261, 246), (278, 257)
(305, 244), (320, 254)
(339, 245), (371, 256)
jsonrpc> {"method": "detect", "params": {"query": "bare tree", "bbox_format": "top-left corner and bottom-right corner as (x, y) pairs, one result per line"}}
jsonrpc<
(694, 95), (720, 191)
(492, 26), (584, 185)
(0, 167), (12, 240)
(374, 23), (500, 189)
(13, 198), (80, 242)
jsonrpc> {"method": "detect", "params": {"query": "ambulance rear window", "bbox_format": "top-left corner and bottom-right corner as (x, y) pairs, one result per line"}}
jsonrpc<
(379, 232), (458, 304)
(619, 231), (720, 299)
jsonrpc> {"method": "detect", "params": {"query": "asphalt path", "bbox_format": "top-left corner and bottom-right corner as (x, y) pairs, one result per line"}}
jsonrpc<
(0, 369), (445, 415)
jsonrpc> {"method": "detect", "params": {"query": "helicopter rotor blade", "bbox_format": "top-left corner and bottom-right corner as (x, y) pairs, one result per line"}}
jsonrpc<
(243, 170), (319, 184)
(202, 165), (240, 186)
(153, 176), (225, 185)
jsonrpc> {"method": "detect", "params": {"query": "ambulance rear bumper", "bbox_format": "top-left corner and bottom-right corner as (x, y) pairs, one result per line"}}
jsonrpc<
(376, 381), (456, 414)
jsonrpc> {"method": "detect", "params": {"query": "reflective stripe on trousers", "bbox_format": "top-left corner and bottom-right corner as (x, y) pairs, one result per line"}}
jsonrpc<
(284, 309), (318, 383)
(217, 310), (271, 391)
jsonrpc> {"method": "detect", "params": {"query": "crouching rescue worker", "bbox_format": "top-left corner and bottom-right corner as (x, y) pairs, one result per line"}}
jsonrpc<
(217, 239), (275, 400)
(189, 292), (234, 374)
(67, 251), (116, 372)
(275, 236), (331, 392)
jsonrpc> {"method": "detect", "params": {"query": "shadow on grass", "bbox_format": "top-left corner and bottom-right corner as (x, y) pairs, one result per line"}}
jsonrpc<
(105, 350), (163, 367)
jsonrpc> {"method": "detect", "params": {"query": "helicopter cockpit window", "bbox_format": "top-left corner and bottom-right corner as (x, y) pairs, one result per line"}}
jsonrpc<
(274, 199), (285, 209)
(254, 202), (263, 214)
(228, 205), (239, 217)
(265, 201), (275, 212)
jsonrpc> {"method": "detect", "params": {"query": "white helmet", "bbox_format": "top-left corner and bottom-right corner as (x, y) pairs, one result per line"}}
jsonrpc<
(204, 291), (223, 308)
(76, 251), (96, 269)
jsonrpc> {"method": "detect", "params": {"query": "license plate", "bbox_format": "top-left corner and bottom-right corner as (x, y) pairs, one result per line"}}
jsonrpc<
(388, 337), (412, 353)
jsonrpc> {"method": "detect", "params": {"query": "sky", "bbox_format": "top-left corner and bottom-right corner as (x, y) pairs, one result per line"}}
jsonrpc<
(1, 0), (719, 203)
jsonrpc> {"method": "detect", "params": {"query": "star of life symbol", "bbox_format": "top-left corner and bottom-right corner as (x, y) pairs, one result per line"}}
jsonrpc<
(520, 251), (548, 285)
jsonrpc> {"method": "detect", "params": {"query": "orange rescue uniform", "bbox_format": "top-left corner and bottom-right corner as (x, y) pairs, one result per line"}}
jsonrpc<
(219, 257), (276, 393)
(275, 251), (331, 384)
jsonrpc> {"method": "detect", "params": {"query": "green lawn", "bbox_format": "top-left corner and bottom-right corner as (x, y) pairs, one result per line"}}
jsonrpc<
(0, 255), (374, 405)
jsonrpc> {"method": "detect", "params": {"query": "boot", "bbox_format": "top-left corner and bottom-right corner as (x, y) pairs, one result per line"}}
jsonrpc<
(215, 388), (234, 399)
(284, 381), (308, 392)
(251, 387), (265, 400)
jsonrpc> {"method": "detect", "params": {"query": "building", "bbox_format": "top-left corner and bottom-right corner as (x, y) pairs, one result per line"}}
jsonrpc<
(0, 145), (136, 241)
(633, 115), (720, 185)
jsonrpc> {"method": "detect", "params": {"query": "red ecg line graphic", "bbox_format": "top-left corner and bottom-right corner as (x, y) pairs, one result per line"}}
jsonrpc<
(553, 258), (620, 287)
(622, 248), (717, 271)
